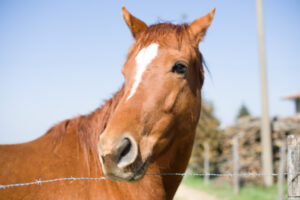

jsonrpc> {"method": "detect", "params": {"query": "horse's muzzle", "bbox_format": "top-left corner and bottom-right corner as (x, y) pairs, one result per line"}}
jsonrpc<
(98, 134), (144, 181)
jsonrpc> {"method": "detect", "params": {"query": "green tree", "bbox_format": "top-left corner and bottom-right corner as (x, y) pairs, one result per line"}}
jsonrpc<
(236, 104), (251, 119)
(189, 100), (222, 174)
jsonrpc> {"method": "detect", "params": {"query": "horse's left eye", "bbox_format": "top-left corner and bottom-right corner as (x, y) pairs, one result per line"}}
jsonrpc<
(172, 63), (187, 74)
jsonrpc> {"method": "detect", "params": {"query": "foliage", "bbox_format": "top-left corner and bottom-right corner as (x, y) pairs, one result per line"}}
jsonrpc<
(188, 100), (222, 174)
(182, 176), (285, 200)
(236, 104), (251, 119)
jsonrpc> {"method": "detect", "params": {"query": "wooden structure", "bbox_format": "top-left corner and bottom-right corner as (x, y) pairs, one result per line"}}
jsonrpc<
(204, 142), (210, 185)
(287, 135), (300, 200)
(285, 92), (300, 114)
(219, 115), (300, 185)
(233, 136), (239, 195)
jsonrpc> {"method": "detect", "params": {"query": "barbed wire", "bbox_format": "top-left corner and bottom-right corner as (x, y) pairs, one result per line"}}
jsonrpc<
(0, 177), (106, 189)
(148, 172), (293, 177)
(1, 172), (299, 189)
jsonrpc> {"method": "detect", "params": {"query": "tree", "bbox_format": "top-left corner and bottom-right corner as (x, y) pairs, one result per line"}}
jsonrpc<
(188, 100), (222, 174)
(236, 104), (251, 119)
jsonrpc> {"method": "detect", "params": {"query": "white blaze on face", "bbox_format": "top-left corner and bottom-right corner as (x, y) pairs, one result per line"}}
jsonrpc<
(126, 43), (159, 101)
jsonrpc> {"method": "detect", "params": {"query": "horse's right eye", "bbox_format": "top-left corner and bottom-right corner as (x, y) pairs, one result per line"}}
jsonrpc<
(172, 63), (187, 74)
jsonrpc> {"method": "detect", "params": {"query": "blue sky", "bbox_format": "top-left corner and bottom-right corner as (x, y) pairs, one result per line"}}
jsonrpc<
(0, 0), (299, 144)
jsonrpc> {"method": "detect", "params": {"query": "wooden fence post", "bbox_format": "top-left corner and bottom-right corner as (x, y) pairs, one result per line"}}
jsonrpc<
(233, 136), (239, 194)
(277, 140), (286, 200)
(204, 141), (210, 185)
(287, 135), (300, 200)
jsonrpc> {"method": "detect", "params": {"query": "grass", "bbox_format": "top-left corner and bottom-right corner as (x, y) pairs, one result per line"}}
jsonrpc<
(182, 176), (287, 200)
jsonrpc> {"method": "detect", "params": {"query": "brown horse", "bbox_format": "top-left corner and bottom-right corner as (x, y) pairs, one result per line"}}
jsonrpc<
(0, 7), (215, 200)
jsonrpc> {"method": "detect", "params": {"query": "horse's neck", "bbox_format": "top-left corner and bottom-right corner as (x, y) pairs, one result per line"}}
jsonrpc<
(35, 86), (125, 174)
(153, 131), (196, 199)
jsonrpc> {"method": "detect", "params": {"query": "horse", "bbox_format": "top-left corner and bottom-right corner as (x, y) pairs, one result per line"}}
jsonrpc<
(0, 6), (215, 200)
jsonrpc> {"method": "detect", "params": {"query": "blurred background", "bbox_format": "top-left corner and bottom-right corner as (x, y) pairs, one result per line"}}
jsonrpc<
(1, 1), (299, 199)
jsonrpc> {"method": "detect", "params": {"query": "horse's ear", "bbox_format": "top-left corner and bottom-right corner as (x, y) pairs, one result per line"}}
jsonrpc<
(188, 8), (215, 44)
(122, 6), (148, 39)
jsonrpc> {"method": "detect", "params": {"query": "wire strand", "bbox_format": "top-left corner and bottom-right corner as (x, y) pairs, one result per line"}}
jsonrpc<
(1, 172), (299, 189)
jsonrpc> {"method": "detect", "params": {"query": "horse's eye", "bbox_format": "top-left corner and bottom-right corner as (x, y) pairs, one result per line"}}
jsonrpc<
(172, 63), (187, 74)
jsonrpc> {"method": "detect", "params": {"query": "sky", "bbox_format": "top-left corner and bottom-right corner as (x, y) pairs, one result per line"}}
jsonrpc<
(0, 0), (299, 144)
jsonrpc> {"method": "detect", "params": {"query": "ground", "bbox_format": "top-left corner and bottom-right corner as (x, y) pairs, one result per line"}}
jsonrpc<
(174, 184), (219, 200)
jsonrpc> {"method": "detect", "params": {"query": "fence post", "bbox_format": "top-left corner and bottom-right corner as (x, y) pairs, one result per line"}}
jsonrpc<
(233, 136), (239, 194)
(277, 140), (286, 200)
(287, 135), (300, 200)
(204, 141), (210, 185)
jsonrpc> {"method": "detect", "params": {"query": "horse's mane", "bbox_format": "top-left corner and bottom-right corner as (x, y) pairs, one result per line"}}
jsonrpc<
(44, 85), (125, 160)
(127, 23), (189, 58)
(138, 23), (189, 45)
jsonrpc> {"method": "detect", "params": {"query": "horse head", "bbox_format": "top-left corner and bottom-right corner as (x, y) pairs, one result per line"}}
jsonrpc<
(98, 6), (215, 182)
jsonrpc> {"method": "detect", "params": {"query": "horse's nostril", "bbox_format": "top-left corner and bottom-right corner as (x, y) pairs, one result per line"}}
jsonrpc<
(118, 138), (132, 163)
(117, 136), (137, 168)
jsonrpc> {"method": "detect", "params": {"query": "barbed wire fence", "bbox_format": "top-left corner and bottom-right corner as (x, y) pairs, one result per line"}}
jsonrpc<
(0, 172), (295, 189)
(1, 136), (299, 200)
